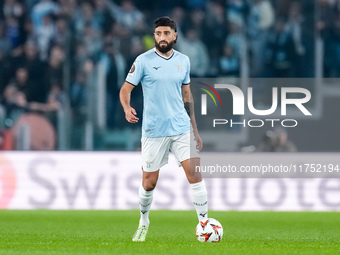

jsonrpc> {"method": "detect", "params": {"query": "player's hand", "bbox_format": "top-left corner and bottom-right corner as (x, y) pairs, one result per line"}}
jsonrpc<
(125, 107), (139, 123)
(195, 133), (203, 151)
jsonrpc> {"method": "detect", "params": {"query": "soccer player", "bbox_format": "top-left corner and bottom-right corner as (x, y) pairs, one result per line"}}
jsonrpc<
(119, 16), (208, 242)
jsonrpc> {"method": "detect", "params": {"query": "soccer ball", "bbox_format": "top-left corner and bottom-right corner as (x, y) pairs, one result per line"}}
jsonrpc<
(195, 218), (223, 243)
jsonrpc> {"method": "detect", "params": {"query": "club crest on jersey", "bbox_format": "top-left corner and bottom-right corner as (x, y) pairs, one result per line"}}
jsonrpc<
(175, 64), (183, 72)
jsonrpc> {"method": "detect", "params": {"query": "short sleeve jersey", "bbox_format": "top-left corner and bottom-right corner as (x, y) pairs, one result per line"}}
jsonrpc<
(126, 48), (191, 137)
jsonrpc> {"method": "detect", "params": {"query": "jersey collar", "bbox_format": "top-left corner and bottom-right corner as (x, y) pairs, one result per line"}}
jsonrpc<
(154, 48), (175, 60)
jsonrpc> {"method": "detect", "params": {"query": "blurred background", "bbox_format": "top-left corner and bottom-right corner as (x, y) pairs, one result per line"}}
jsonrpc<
(0, 0), (338, 152)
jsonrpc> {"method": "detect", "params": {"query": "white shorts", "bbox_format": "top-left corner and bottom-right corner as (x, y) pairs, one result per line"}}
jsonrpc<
(141, 130), (200, 172)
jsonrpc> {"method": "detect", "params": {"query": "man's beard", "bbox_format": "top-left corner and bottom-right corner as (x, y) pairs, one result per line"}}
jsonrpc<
(155, 40), (175, 53)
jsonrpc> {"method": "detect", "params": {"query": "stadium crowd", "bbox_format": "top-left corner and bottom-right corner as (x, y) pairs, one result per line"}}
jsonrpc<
(0, 0), (333, 149)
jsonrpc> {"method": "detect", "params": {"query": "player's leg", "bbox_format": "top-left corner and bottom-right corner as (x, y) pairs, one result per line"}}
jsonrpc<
(171, 132), (208, 223)
(139, 170), (159, 226)
(181, 158), (208, 223)
(133, 136), (170, 242)
(132, 170), (159, 242)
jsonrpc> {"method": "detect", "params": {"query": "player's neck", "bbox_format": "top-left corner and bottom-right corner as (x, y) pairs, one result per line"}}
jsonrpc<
(155, 48), (174, 58)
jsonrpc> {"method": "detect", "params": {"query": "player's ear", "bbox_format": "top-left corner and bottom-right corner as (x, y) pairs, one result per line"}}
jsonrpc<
(174, 32), (178, 44)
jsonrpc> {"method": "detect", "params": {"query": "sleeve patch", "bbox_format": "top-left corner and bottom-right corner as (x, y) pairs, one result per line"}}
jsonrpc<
(129, 64), (135, 73)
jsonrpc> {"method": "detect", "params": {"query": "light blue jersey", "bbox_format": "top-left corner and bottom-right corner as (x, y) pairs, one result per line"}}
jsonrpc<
(126, 48), (191, 137)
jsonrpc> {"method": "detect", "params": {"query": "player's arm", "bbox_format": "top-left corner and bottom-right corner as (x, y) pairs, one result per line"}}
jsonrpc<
(182, 84), (203, 151)
(120, 82), (139, 123)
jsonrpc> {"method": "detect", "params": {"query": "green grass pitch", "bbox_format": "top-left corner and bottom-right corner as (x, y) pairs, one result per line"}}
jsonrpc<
(0, 210), (339, 255)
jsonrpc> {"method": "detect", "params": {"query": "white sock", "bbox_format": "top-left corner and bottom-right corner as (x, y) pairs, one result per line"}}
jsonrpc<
(190, 180), (208, 222)
(138, 186), (153, 226)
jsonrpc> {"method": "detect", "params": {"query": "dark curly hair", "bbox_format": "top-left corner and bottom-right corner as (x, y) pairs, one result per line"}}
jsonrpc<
(154, 16), (177, 32)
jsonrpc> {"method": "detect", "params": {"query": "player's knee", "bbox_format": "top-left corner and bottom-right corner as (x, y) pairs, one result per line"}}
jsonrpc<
(143, 183), (156, 191)
(187, 177), (202, 184)
(143, 179), (157, 191)
(186, 167), (202, 184)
